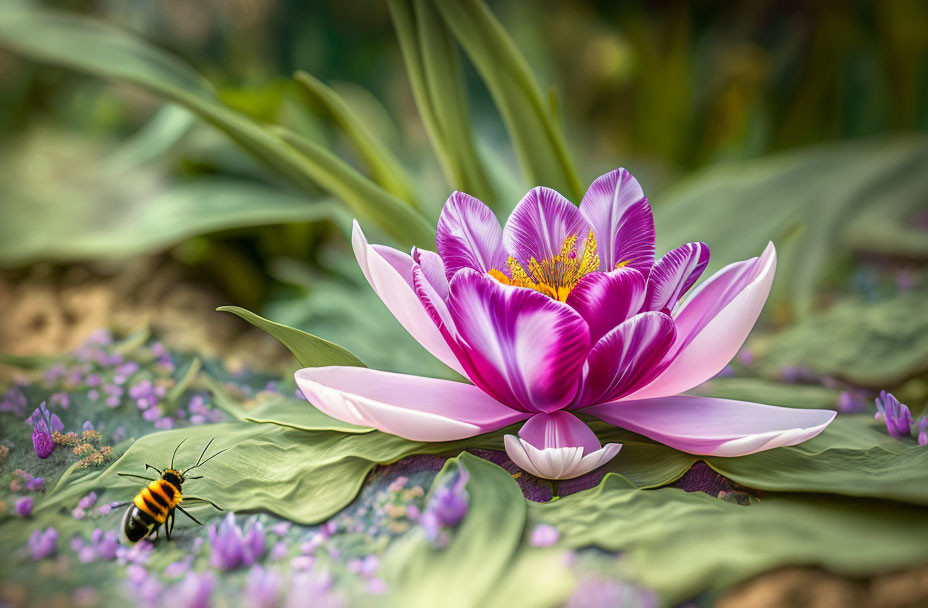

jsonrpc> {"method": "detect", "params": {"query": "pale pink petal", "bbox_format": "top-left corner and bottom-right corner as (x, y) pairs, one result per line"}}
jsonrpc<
(584, 395), (835, 456)
(504, 435), (621, 480)
(411, 247), (449, 300)
(435, 191), (507, 279)
(645, 242), (710, 313)
(352, 221), (466, 376)
(625, 242), (776, 400)
(517, 411), (602, 453)
(295, 366), (527, 441)
(579, 168), (655, 273)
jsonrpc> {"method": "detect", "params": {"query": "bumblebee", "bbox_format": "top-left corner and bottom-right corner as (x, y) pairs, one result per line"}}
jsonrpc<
(114, 437), (227, 544)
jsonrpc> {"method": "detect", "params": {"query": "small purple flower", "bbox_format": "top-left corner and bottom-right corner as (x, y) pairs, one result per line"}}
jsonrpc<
(88, 389), (100, 402)
(269, 541), (288, 561)
(918, 417), (928, 447)
(78, 491), (98, 510)
(33, 420), (54, 459)
(29, 527), (58, 560)
(165, 556), (193, 578)
(86, 373), (102, 387)
(82, 420), (95, 432)
(16, 496), (34, 517)
(26, 476), (45, 492)
(154, 417), (175, 429)
(270, 522), (291, 537)
(142, 408), (161, 422)
(421, 468), (470, 547)
(838, 391), (867, 414)
(529, 523), (560, 547)
(245, 567), (281, 608)
(209, 513), (265, 570)
(49, 392), (70, 409)
(49, 413), (64, 433)
(875, 391), (913, 438)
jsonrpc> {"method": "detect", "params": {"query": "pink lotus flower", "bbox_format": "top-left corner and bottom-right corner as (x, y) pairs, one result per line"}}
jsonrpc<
(295, 168), (836, 479)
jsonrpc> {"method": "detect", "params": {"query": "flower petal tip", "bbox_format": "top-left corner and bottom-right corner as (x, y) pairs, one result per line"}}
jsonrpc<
(504, 434), (621, 480)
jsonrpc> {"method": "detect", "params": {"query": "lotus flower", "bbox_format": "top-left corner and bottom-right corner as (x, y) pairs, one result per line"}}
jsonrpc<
(295, 168), (836, 479)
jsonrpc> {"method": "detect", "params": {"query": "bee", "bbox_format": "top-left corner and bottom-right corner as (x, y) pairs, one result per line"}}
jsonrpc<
(113, 437), (227, 544)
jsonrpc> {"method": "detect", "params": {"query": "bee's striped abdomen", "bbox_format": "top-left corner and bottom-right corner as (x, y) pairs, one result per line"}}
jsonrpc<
(133, 480), (181, 524)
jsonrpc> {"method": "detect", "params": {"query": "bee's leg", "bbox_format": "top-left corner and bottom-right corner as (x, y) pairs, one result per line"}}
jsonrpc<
(117, 473), (156, 482)
(169, 511), (176, 538)
(165, 513), (172, 542)
(183, 497), (223, 511)
(176, 506), (203, 526)
(152, 525), (160, 541)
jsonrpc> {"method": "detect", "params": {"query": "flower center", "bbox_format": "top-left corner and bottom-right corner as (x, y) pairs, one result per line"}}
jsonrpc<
(489, 231), (600, 301)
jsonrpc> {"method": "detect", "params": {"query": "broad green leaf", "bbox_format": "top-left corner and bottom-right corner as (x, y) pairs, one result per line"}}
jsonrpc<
(432, 0), (583, 200)
(654, 136), (928, 315)
(706, 415), (928, 505)
(387, 0), (498, 206)
(294, 71), (418, 206)
(384, 453), (563, 608)
(535, 474), (928, 604)
(216, 305), (366, 368)
(586, 421), (696, 490)
(756, 288), (928, 387)
(0, 5), (433, 248)
(245, 394), (374, 434)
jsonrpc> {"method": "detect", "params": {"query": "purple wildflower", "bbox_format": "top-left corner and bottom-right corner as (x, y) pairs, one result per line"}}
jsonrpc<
(88, 389), (100, 402)
(142, 408), (161, 422)
(26, 476), (45, 492)
(245, 567), (281, 608)
(29, 527), (58, 560)
(208, 513), (265, 570)
(86, 373), (102, 387)
(529, 523), (560, 547)
(918, 417), (928, 447)
(269, 542), (288, 561)
(838, 391), (867, 414)
(421, 468), (470, 547)
(16, 496), (34, 517)
(154, 417), (175, 430)
(270, 521), (291, 537)
(82, 420), (94, 433)
(78, 491), (98, 510)
(165, 556), (193, 579)
(33, 420), (54, 459)
(49, 392), (70, 409)
(875, 391), (913, 438)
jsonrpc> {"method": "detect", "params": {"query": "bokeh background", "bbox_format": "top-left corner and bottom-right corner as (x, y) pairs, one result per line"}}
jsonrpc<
(2, 1), (928, 606)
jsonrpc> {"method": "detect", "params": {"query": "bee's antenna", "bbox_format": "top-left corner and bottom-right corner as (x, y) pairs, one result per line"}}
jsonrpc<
(192, 438), (215, 469)
(171, 437), (189, 469)
(184, 447), (230, 473)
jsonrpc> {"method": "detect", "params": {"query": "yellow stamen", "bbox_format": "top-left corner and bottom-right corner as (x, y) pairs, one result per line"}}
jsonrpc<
(490, 231), (600, 301)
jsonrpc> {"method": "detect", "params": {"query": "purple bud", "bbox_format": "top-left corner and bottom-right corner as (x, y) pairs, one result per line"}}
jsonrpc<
(875, 391), (913, 438)
(16, 496), (34, 517)
(245, 567), (281, 608)
(529, 524), (560, 547)
(78, 491), (98, 510)
(33, 421), (54, 458)
(82, 420), (94, 432)
(49, 413), (64, 433)
(29, 527), (58, 560)
(918, 417), (928, 447)
(245, 521), (266, 562)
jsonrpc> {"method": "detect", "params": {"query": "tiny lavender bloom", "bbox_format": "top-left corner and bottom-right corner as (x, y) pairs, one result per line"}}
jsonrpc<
(245, 567), (281, 608)
(82, 420), (94, 433)
(918, 417), (928, 447)
(295, 168), (835, 479)
(16, 496), (34, 517)
(529, 523), (560, 547)
(29, 527), (58, 560)
(33, 420), (54, 459)
(209, 513), (265, 570)
(875, 391), (913, 438)
(421, 468), (470, 547)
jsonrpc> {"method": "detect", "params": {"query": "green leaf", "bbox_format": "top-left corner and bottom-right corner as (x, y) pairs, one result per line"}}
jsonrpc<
(654, 136), (928, 315)
(387, 0), (498, 205)
(706, 415), (928, 505)
(294, 71), (418, 206)
(0, 5), (433, 248)
(216, 305), (366, 368)
(756, 288), (928, 387)
(587, 421), (696, 489)
(431, 0), (583, 200)
(384, 453), (569, 608)
(535, 474), (928, 604)
(245, 394), (374, 434)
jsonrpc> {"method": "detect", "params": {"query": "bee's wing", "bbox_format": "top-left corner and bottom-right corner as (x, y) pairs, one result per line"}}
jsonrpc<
(118, 504), (134, 545)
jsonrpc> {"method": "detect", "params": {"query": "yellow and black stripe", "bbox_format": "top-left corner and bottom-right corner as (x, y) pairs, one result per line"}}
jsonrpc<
(121, 475), (183, 543)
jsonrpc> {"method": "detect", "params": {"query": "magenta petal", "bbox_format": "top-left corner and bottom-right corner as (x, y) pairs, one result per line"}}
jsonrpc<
(436, 191), (507, 279)
(518, 411), (601, 453)
(295, 367), (528, 441)
(579, 168), (655, 273)
(645, 242), (710, 313)
(584, 395), (836, 456)
(352, 221), (466, 376)
(627, 242), (776, 400)
(503, 187), (592, 269)
(566, 268), (646, 343)
(446, 269), (590, 412)
(577, 311), (676, 407)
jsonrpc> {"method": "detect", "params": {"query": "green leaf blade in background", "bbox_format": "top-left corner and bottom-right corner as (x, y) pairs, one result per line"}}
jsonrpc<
(432, 0), (583, 201)
(654, 136), (928, 316)
(0, 4), (434, 249)
(535, 474), (928, 605)
(216, 305), (366, 368)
